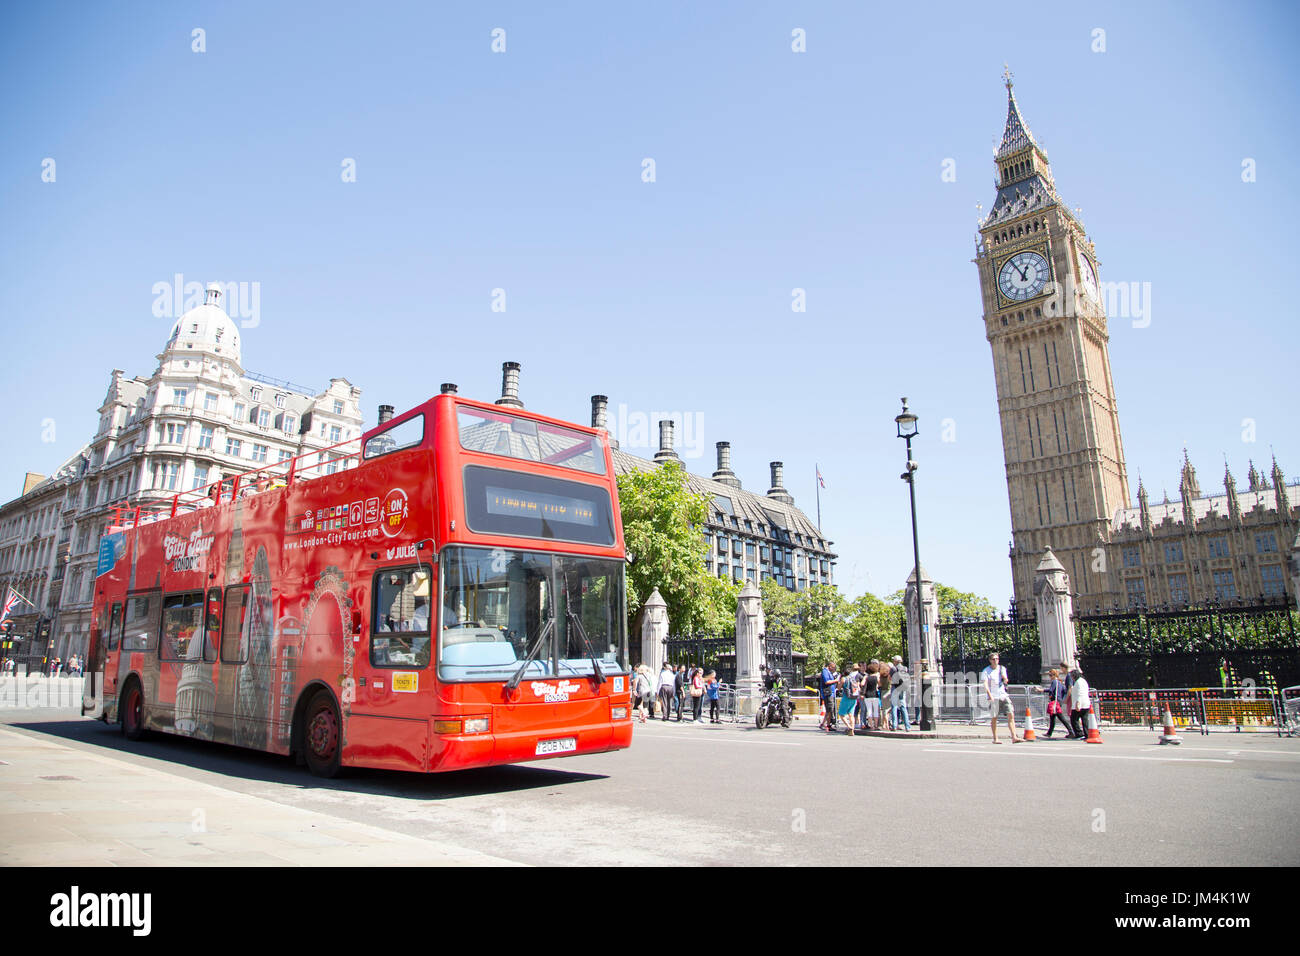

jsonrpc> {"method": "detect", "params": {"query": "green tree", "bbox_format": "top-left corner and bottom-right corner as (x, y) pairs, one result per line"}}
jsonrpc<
(617, 462), (738, 635)
(845, 592), (905, 662)
(888, 582), (999, 623)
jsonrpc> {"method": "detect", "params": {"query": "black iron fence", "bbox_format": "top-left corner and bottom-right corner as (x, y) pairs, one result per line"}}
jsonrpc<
(932, 599), (1299, 688)
(651, 631), (803, 687)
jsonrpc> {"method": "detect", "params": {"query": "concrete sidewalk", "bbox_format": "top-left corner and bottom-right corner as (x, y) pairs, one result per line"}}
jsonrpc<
(0, 726), (520, 866)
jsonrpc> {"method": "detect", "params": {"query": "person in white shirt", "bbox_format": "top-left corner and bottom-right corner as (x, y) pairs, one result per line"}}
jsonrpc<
(981, 652), (1021, 744)
(1069, 667), (1092, 739)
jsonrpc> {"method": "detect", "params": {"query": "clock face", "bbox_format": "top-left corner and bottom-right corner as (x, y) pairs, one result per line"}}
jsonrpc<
(1078, 254), (1098, 298)
(998, 250), (1050, 301)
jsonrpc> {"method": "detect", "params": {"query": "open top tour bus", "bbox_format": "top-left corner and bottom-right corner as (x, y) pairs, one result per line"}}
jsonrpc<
(83, 388), (633, 775)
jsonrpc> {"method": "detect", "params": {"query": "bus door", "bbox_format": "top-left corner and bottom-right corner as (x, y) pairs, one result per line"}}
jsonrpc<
(82, 600), (120, 718)
(363, 563), (434, 708)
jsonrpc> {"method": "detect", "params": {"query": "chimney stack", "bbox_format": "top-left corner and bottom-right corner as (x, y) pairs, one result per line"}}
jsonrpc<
(495, 361), (523, 408)
(654, 419), (680, 463)
(712, 441), (741, 489)
(440, 383), (458, 395)
(767, 461), (794, 505)
(377, 404), (394, 424)
(591, 395), (618, 449)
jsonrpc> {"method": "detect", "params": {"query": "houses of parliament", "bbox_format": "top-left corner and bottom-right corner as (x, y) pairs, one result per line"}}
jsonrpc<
(974, 72), (1298, 614)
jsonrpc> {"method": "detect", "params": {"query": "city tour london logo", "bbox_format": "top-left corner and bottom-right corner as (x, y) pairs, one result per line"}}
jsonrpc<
(530, 680), (582, 702)
(162, 527), (215, 573)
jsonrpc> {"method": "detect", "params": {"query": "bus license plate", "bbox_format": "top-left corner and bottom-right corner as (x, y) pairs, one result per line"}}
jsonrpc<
(535, 737), (577, 756)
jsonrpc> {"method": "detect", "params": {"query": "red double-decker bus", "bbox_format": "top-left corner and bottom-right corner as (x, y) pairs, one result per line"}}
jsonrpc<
(83, 389), (633, 775)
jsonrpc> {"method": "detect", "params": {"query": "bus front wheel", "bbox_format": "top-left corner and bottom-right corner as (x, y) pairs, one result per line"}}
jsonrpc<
(303, 690), (342, 778)
(121, 681), (146, 741)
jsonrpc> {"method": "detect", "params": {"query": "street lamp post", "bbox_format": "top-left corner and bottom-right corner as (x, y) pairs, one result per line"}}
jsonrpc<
(896, 398), (932, 731)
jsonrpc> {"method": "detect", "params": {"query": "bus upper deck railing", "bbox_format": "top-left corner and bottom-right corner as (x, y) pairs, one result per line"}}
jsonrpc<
(165, 436), (365, 519)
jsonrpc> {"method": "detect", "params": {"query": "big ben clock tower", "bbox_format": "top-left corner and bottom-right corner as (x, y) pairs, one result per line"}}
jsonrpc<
(974, 70), (1129, 613)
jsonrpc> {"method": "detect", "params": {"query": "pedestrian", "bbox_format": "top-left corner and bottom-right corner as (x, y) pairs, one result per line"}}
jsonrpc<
(879, 659), (894, 730)
(690, 666), (705, 723)
(705, 670), (720, 723)
(633, 664), (652, 722)
(862, 662), (882, 730)
(838, 662), (860, 735)
(1043, 668), (1074, 738)
(890, 655), (911, 732)
(674, 664), (687, 721)
(657, 661), (675, 722)
(819, 660), (837, 731)
(981, 652), (1021, 743)
(1069, 666), (1092, 740)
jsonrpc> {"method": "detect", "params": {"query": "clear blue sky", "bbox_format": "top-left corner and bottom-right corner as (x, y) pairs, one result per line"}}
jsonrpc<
(3, 1), (1298, 609)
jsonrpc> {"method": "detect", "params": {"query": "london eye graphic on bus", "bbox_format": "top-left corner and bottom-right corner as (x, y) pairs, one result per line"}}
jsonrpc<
(90, 369), (632, 776)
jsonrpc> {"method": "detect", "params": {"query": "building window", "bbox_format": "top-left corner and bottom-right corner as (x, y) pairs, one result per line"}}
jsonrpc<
(199, 426), (213, 449)
(328, 425), (342, 443)
(1125, 577), (1146, 607)
(154, 461), (179, 491)
(1122, 547), (1141, 568)
(250, 387), (262, 402)
(226, 439), (242, 457)
(333, 400), (344, 414)
(203, 392), (218, 411)
(252, 444), (268, 463)
(278, 450), (293, 463)
(172, 388), (188, 407)
(1255, 533), (1277, 554)
(283, 416), (296, 435)
(1207, 537), (1230, 559)
(1212, 571), (1237, 601)
(1261, 565), (1284, 597)
(257, 407), (271, 428)
(233, 403), (245, 421)
(192, 465), (209, 489)
(716, 535), (726, 555)
(275, 393), (286, 408)
(1164, 542), (1184, 563)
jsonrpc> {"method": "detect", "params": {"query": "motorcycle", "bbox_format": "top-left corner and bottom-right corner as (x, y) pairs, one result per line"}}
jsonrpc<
(755, 686), (792, 729)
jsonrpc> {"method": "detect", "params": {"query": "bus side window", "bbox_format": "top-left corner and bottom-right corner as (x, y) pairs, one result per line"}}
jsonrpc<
(221, 585), (251, 664)
(107, 602), (122, 652)
(204, 589), (222, 662)
(122, 591), (161, 651)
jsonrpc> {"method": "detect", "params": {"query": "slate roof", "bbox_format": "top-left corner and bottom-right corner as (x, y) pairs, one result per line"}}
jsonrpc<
(612, 448), (834, 557)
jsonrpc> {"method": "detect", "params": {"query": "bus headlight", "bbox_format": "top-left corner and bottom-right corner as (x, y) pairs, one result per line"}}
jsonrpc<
(462, 717), (490, 734)
(611, 706), (629, 720)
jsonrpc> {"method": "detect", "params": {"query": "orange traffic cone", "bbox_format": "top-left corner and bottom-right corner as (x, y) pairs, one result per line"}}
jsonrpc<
(1022, 707), (1036, 742)
(1159, 706), (1181, 745)
(1085, 709), (1103, 744)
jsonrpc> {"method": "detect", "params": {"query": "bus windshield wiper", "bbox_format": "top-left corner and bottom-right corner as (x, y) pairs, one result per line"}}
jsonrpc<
(506, 616), (553, 691)
(561, 573), (605, 685)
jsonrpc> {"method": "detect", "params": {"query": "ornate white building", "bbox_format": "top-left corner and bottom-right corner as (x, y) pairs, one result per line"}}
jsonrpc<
(0, 286), (364, 665)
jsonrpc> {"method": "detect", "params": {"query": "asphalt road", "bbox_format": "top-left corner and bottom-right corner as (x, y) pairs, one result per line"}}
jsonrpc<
(4, 707), (1299, 866)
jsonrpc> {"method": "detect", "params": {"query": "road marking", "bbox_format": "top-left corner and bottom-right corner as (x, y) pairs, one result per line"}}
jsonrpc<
(632, 729), (799, 747)
(924, 747), (1233, 764)
(1138, 746), (1300, 757)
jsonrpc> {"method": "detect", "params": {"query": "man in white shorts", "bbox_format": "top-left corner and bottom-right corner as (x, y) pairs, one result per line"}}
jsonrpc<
(982, 652), (1021, 743)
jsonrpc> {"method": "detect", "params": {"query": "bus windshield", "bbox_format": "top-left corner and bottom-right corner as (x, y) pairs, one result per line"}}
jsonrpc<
(457, 407), (606, 475)
(438, 546), (625, 682)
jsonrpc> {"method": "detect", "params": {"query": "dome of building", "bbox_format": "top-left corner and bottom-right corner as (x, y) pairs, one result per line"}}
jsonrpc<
(166, 284), (242, 365)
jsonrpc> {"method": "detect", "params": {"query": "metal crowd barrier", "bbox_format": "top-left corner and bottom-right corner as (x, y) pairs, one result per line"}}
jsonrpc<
(1092, 687), (1286, 736)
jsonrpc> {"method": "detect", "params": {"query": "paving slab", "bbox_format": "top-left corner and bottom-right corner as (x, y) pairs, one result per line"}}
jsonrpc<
(0, 726), (521, 866)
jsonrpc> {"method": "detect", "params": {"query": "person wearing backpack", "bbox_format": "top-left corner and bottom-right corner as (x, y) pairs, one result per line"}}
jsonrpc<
(838, 662), (861, 735)
(981, 652), (1021, 743)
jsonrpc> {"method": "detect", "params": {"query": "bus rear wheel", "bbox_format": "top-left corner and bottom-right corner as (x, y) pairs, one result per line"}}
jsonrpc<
(121, 681), (146, 741)
(303, 690), (342, 778)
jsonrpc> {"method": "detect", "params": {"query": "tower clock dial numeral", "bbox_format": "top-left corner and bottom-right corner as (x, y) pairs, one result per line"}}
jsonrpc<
(998, 250), (1050, 301)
